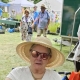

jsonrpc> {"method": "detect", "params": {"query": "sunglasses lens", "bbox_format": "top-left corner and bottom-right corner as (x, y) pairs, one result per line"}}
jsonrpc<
(30, 50), (49, 60)
(42, 54), (48, 60)
(31, 50), (38, 58)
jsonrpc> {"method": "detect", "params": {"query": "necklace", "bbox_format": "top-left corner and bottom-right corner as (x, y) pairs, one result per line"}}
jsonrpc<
(31, 72), (42, 80)
(30, 68), (45, 80)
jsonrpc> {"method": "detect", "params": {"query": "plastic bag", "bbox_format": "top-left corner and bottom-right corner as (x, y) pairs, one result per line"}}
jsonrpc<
(69, 71), (80, 80)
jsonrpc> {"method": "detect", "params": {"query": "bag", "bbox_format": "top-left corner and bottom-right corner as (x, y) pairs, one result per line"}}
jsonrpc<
(69, 71), (80, 80)
(28, 26), (32, 34)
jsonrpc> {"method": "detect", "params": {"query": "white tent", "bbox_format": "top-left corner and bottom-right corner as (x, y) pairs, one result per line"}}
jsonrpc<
(8, 0), (34, 14)
(8, 4), (22, 14)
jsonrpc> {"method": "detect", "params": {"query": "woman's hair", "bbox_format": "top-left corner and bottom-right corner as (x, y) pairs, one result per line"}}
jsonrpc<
(24, 9), (29, 14)
(30, 44), (52, 58)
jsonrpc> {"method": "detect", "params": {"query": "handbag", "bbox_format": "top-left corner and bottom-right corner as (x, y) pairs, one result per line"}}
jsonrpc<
(28, 26), (32, 34)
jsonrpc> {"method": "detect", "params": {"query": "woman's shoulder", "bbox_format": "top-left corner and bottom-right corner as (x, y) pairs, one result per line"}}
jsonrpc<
(7, 66), (29, 76)
(46, 69), (62, 80)
(13, 66), (29, 71)
(46, 69), (57, 74)
(11, 66), (29, 74)
(7, 66), (31, 80)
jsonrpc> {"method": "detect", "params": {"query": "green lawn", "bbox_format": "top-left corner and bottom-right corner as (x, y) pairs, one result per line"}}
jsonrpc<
(0, 31), (75, 80)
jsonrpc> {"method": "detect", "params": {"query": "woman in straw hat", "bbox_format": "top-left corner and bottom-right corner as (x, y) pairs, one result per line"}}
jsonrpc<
(20, 9), (34, 41)
(5, 37), (65, 80)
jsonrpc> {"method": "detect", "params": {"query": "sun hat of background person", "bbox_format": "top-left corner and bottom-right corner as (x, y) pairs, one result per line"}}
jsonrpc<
(16, 36), (65, 68)
(41, 4), (47, 9)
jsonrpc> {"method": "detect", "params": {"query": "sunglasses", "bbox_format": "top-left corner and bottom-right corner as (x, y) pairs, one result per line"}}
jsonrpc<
(30, 49), (51, 60)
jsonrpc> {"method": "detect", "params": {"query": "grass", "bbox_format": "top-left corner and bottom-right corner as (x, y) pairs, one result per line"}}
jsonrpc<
(0, 31), (75, 80)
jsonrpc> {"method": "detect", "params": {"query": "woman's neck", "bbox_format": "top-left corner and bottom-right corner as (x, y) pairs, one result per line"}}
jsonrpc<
(29, 66), (46, 80)
(29, 66), (46, 74)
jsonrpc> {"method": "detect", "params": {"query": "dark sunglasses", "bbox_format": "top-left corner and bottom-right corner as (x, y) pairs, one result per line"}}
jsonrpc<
(30, 49), (51, 60)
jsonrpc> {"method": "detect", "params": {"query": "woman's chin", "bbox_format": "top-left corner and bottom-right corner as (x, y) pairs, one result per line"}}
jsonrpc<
(34, 64), (43, 69)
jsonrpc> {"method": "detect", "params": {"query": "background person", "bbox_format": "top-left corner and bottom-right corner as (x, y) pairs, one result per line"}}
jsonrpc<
(0, 7), (3, 18)
(50, 10), (56, 23)
(5, 36), (65, 80)
(33, 5), (39, 32)
(20, 9), (33, 41)
(10, 9), (16, 20)
(32, 4), (50, 37)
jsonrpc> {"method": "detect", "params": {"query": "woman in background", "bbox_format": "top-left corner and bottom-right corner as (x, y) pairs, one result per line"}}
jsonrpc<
(20, 9), (33, 41)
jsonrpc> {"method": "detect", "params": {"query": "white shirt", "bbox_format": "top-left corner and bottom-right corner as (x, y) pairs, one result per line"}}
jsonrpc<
(7, 66), (62, 80)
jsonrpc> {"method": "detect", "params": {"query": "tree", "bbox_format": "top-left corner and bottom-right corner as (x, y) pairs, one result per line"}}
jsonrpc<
(33, 0), (41, 4)
(1, 0), (9, 3)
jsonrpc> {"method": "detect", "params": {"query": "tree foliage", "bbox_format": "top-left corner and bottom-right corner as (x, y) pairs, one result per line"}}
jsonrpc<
(1, 0), (9, 3)
(34, 0), (41, 4)
(1, 0), (41, 4)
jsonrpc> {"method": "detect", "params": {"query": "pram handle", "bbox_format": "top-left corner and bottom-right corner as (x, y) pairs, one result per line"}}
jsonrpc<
(58, 71), (71, 75)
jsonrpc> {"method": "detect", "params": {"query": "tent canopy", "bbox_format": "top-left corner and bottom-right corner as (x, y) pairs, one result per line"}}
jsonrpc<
(0, 1), (10, 6)
(36, 0), (63, 11)
(8, 0), (34, 7)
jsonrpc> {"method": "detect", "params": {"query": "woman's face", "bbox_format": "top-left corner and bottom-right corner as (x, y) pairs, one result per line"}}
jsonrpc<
(25, 11), (29, 16)
(30, 44), (50, 70)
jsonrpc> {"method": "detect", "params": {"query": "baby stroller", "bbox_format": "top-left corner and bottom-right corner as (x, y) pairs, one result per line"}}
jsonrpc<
(58, 71), (80, 80)
(59, 71), (80, 80)
(58, 71), (71, 80)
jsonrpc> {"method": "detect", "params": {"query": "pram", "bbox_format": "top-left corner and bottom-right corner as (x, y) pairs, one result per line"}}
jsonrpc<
(58, 71), (71, 80)
(58, 71), (80, 80)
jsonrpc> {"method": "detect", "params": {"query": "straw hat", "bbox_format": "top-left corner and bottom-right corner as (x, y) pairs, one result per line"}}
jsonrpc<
(16, 37), (65, 68)
(41, 4), (47, 9)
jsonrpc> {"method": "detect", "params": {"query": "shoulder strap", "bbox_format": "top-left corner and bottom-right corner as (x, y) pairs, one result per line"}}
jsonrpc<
(46, 11), (49, 19)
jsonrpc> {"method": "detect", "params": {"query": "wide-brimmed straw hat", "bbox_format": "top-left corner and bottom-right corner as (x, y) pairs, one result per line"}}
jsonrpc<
(41, 4), (46, 9)
(16, 37), (65, 68)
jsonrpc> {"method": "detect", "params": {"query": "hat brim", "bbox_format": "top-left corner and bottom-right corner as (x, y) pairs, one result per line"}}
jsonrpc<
(41, 6), (46, 9)
(16, 42), (65, 68)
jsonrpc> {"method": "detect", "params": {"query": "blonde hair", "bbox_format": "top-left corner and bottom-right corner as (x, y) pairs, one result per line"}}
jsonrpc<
(24, 9), (29, 14)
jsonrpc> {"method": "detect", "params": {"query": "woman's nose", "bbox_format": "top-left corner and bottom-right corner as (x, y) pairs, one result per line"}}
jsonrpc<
(37, 54), (42, 60)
